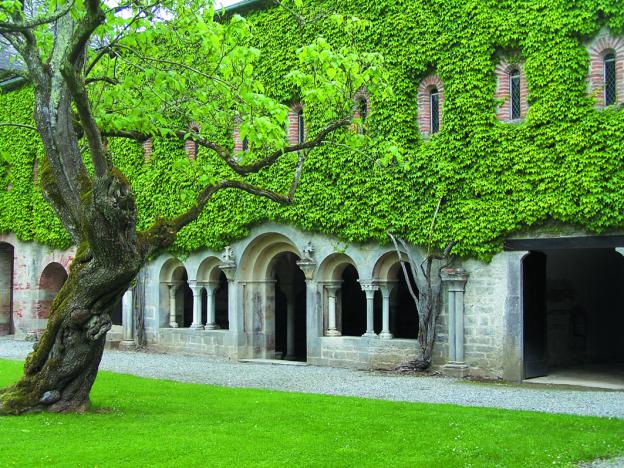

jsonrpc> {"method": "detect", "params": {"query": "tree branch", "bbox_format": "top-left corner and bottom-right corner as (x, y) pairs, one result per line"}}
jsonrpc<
(61, 63), (108, 178)
(103, 117), (351, 176)
(0, 122), (38, 132)
(0, 1), (74, 32)
(143, 153), (307, 251)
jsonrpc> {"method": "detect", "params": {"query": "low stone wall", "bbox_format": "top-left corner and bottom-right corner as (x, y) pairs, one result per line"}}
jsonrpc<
(309, 336), (418, 370)
(151, 328), (237, 358)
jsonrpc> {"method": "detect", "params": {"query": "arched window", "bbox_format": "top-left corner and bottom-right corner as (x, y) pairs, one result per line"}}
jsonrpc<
(604, 53), (616, 106)
(429, 88), (440, 134)
(242, 136), (249, 151)
(510, 69), (521, 120)
(417, 74), (443, 136)
(297, 109), (305, 144)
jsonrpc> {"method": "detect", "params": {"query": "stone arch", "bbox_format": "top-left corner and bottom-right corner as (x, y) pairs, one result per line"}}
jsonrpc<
(372, 251), (419, 339)
(238, 232), (306, 360)
(37, 262), (68, 336)
(196, 256), (229, 330)
(0, 242), (14, 335)
(158, 257), (191, 328)
(238, 232), (302, 282)
(316, 254), (365, 338)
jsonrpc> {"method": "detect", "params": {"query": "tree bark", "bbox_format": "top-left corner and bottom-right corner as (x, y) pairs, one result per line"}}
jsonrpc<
(0, 170), (144, 415)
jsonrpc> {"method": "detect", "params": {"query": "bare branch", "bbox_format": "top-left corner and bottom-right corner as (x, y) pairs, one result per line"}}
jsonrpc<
(144, 153), (307, 251)
(61, 63), (108, 177)
(0, 122), (38, 131)
(103, 117), (351, 176)
(0, 1), (74, 32)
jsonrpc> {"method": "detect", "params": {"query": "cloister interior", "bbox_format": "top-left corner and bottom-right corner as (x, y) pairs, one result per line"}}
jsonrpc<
(523, 248), (624, 388)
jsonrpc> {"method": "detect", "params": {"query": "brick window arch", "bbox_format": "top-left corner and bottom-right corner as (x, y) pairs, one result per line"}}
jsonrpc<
(287, 103), (304, 145)
(417, 74), (444, 136)
(495, 60), (528, 122)
(588, 34), (624, 107)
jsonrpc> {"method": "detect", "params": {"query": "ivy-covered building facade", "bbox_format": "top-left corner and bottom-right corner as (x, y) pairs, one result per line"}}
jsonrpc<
(1, 0), (624, 383)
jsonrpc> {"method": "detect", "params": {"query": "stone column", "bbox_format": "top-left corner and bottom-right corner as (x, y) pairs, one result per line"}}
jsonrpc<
(378, 282), (396, 340)
(359, 280), (378, 338)
(204, 282), (218, 330)
(188, 281), (204, 330)
(325, 282), (341, 336)
(441, 268), (469, 377)
(219, 259), (237, 334)
(121, 288), (135, 347)
(168, 282), (180, 328)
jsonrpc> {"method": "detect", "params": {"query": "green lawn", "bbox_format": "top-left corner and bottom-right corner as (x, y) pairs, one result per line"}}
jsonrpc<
(0, 359), (623, 467)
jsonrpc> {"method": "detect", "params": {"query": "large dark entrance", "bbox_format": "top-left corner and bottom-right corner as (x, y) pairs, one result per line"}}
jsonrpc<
(522, 248), (624, 382)
(272, 252), (307, 361)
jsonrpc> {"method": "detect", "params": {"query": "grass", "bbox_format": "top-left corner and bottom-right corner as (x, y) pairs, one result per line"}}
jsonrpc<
(0, 359), (623, 467)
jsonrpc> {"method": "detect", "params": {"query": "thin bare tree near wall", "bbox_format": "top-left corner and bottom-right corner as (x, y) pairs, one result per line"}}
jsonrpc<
(0, 0), (384, 414)
(388, 199), (455, 371)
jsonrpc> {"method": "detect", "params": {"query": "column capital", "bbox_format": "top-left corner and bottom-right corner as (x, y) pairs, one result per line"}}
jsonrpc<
(377, 281), (398, 297)
(219, 261), (237, 281)
(296, 258), (317, 280)
(198, 281), (219, 294)
(358, 279), (378, 299)
(323, 281), (342, 297)
(441, 268), (468, 290)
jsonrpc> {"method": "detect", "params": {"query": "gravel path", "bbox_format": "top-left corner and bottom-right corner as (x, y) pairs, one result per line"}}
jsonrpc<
(2, 336), (624, 419)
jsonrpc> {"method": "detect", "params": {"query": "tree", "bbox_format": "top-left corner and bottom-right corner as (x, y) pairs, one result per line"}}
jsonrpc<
(0, 0), (384, 414)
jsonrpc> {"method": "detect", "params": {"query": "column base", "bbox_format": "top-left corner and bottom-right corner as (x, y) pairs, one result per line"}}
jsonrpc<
(119, 340), (137, 351)
(24, 331), (38, 342)
(443, 362), (470, 378)
(362, 332), (378, 338)
(190, 323), (205, 330)
(204, 324), (219, 330)
(378, 331), (393, 340)
(325, 329), (342, 337)
(169, 322), (179, 328)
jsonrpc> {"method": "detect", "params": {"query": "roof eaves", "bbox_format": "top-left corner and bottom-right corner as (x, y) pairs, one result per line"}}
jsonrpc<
(222, 0), (270, 16)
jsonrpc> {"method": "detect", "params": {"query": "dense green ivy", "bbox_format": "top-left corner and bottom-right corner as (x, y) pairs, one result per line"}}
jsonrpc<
(2, 0), (624, 259)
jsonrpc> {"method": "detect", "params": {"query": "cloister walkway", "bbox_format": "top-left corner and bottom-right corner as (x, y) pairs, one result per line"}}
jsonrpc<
(1, 336), (623, 419)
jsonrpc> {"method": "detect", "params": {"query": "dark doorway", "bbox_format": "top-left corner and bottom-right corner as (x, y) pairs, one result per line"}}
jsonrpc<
(111, 298), (123, 326)
(341, 265), (366, 336)
(523, 249), (624, 381)
(392, 268), (419, 339)
(215, 272), (229, 329)
(272, 252), (307, 361)
(0, 243), (14, 335)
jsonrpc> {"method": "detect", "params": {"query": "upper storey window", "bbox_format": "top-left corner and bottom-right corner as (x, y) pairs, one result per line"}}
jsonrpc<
(417, 74), (444, 137)
(587, 33), (624, 108)
(604, 53), (616, 106)
(495, 59), (527, 122)
(429, 88), (440, 133)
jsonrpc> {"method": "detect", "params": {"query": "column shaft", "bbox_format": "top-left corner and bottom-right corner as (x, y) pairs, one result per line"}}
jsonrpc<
(168, 284), (178, 328)
(122, 289), (134, 341)
(205, 285), (217, 330)
(190, 283), (204, 330)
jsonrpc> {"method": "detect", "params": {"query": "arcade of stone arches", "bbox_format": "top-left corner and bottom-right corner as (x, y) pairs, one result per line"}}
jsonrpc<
(156, 232), (420, 362)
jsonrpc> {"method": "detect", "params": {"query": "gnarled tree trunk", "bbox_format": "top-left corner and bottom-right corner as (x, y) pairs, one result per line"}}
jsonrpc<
(0, 170), (145, 414)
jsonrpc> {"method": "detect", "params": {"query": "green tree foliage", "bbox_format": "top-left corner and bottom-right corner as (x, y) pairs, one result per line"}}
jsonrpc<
(2, 0), (624, 259)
